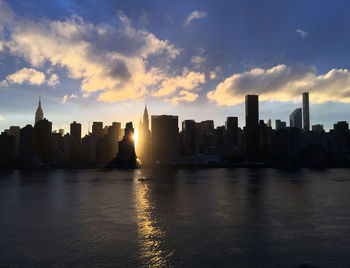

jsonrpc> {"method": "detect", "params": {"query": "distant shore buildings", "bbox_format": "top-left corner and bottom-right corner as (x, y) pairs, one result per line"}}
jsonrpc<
(1, 92), (350, 168)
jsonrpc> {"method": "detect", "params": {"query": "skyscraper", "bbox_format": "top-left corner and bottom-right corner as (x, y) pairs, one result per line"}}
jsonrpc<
(115, 122), (136, 168)
(181, 120), (198, 156)
(92, 122), (103, 139)
(245, 95), (259, 159)
(70, 121), (82, 160)
(35, 97), (44, 124)
(34, 118), (52, 163)
(290, 108), (302, 129)
(137, 105), (151, 163)
(225, 117), (239, 154)
(303, 92), (310, 131)
(151, 115), (179, 162)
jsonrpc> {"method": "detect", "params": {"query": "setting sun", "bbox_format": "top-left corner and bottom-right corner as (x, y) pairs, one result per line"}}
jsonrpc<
(133, 129), (139, 148)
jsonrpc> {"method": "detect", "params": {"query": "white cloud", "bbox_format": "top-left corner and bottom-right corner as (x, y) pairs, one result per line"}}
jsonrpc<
(152, 68), (205, 98)
(62, 93), (78, 104)
(1, 68), (45, 86)
(184, 11), (207, 26)
(2, 13), (183, 102)
(207, 64), (350, 106)
(165, 90), (198, 105)
(296, 29), (309, 39)
(47, 74), (60, 86)
(209, 66), (221, 80)
(191, 55), (205, 65)
(0, 115), (4, 120)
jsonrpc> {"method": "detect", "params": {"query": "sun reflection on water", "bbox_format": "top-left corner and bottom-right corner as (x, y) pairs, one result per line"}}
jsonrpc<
(135, 177), (172, 267)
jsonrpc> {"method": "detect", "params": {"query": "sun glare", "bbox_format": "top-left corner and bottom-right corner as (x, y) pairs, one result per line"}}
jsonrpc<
(133, 129), (139, 148)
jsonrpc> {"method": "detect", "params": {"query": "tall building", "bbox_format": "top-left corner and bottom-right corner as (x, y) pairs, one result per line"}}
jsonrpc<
(9, 126), (20, 158)
(35, 97), (44, 124)
(115, 122), (136, 168)
(137, 105), (151, 163)
(245, 95), (259, 159)
(303, 92), (310, 131)
(225, 117), (239, 155)
(70, 121), (82, 160)
(181, 120), (198, 156)
(92, 122), (103, 139)
(290, 108), (302, 129)
(19, 124), (34, 163)
(151, 115), (179, 162)
(196, 120), (215, 154)
(34, 118), (52, 163)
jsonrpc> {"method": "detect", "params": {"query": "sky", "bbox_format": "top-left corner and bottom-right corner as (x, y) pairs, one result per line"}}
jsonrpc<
(1, 0), (350, 134)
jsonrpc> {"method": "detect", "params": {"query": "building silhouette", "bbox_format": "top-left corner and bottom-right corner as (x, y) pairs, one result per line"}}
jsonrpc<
(70, 121), (81, 161)
(137, 105), (151, 163)
(196, 120), (215, 154)
(34, 118), (52, 163)
(115, 122), (136, 168)
(312, 124), (324, 133)
(225, 117), (239, 155)
(180, 120), (198, 156)
(35, 97), (44, 124)
(245, 95), (259, 159)
(19, 124), (34, 164)
(303, 92), (310, 131)
(290, 108), (302, 129)
(92, 122), (103, 139)
(151, 115), (179, 162)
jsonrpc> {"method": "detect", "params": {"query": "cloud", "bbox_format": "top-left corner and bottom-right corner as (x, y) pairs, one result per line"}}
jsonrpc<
(191, 55), (205, 69)
(209, 66), (221, 80)
(165, 90), (198, 105)
(207, 64), (350, 106)
(296, 29), (309, 39)
(0, 115), (4, 120)
(152, 68), (205, 98)
(47, 74), (60, 86)
(62, 94), (78, 104)
(184, 11), (207, 26)
(1, 68), (45, 86)
(1, 12), (185, 102)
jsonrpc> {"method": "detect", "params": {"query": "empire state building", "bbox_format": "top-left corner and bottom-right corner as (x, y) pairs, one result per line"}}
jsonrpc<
(35, 97), (44, 124)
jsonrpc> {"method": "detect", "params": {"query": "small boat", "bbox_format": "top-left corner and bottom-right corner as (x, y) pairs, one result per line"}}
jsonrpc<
(138, 177), (147, 181)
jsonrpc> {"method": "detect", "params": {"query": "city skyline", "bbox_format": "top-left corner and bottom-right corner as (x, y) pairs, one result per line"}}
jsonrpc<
(1, 0), (350, 132)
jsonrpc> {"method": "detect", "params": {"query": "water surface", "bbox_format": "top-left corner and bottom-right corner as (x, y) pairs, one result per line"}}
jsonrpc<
(0, 168), (350, 267)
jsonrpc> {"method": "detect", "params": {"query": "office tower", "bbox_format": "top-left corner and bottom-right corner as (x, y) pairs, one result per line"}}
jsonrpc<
(59, 129), (64, 136)
(0, 132), (15, 167)
(34, 118), (52, 163)
(181, 120), (198, 156)
(303, 92), (310, 131)
(245, 95), (259, 159)
(109, 122), (121, 155)
(137, 105), (151, 163)
(267, 119), (272, 128)
(151, 115), (179, 162)
(81, 134), (96, 162)
(196, 120), (215, 154)
(70, 121), (82, 160)
(51, 132), (63, 153)
(215, 126), (226, 156)
(19, 125), (34, 163)
(312, 124), (324, 132)
(9, 126), (20, 158)
(290, 108), (302, 129)
(225, 117), (239, 155)
(116, 122), (136, 167)
(35, 97), (44, 124)
(333, 121), (349, 149)
(92, 122), (103, 139)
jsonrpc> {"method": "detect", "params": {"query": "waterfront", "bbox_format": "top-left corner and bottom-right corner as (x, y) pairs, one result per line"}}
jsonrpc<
(1, 168), (350, 267)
